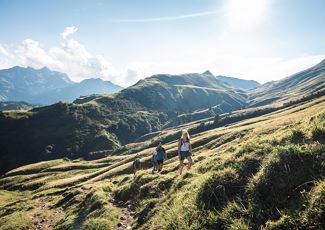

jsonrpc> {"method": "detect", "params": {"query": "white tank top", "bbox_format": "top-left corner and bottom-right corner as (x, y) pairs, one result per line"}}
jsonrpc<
(180, 139), (190, 151)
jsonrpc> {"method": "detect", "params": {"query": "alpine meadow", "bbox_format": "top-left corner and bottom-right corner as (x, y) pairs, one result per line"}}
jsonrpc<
(0, 1), (324, 230)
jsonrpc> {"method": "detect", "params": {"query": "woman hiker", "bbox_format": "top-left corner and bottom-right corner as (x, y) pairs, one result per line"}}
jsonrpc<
(178, 130), (193, 175)
(155, 141), (167, 172)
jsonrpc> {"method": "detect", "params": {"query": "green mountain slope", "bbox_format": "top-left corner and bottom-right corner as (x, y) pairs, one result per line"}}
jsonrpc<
(0, 101), (164, 174)
(1, 59), (325, 174)
(249, 59), (325, 106)
(0, 96), (324, 229)
(0, 72), (247, 174)
(112, 72), (247, 113)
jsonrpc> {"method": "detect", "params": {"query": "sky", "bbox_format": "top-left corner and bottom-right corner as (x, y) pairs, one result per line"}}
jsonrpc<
(0, 0), (324, 87)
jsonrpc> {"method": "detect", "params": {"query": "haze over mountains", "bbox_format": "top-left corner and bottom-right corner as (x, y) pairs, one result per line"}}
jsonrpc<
(0, 59), (325, 174)
(0, 66), (123, 105)
(0, 66), (262, 108)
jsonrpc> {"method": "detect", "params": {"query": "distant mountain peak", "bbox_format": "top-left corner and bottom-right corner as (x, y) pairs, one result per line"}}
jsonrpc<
(202, 70), (214, 76)
(81, 78), (104, 82)
(40, 66), (51, 71)
(0, 66), (123, 104)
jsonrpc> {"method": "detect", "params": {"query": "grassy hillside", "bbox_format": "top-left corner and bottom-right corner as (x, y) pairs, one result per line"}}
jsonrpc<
(0, 72), (247, 174)
(249, 59), (325, 107)
(0, 100), (165, 174)
(2, 59), (325, 175)
(114, 72), (247, 113)
(0, 96), (324, 229)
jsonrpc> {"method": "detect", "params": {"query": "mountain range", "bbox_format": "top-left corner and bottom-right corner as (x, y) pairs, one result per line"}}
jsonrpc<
(0, 79), (324, 230)
(0, 101), (37, 110)
(0, 60), (325, 173)
(0, 66), (123, 105)
(0, 59), (325, 229)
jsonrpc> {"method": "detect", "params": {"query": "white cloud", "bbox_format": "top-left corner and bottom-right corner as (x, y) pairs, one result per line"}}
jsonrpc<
(16, 39), (62, 69)
(0, 26), (324, 87)
(0, 26), (131, 86)
(61, 26), (78, 39)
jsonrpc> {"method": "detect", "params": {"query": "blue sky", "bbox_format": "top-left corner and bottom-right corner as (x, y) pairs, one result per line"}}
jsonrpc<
(0, 0), (324, 86)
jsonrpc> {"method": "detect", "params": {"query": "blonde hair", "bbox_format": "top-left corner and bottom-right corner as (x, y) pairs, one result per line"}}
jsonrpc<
(181, 130), (190, 141)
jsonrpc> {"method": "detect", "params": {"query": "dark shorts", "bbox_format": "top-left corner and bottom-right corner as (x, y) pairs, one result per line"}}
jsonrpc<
(157, 159), (164, 164)
(180, 151), (191, 160)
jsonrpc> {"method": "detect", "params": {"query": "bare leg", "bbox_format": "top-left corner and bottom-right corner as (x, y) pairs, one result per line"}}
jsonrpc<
(158, 163), (162, 172)
(187, 156), (192, 170)
(179, 159), (184, 175)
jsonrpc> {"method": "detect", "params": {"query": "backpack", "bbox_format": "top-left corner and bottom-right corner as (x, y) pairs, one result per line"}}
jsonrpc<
(152, 151), (157, 162)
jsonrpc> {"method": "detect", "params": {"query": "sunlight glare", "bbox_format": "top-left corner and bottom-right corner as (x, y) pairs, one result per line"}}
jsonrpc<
(226, 0), (269, 27)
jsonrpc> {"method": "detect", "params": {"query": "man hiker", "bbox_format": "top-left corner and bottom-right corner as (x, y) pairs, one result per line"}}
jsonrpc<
(155, 141), (167, 172)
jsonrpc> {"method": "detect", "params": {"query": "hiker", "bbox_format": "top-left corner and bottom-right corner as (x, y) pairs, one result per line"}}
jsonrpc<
(152, 150), (158, 173)
(178, 130), (192, 175)
(133, 154), (141, 177)
(155, 141), (167, 172)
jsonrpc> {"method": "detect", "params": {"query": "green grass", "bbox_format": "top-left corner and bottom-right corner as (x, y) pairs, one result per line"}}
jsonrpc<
(0, 96), (324, 229)
(0, 211), (34, 230)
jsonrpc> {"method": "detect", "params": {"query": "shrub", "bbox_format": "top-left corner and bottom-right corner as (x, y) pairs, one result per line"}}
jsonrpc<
(233, 154), (262, 178)
(248, 144), (325, 222)
(207, 201), (249, 230)
(289, 128), (305, 143)
(301, 180), (325, 229)
(309, 112), (325, 143)
(196, 168), (244, 211)
(310, 125), (325, 143)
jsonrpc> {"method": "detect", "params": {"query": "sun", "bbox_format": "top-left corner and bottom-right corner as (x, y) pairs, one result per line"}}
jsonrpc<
(225, 0), (269, 27)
